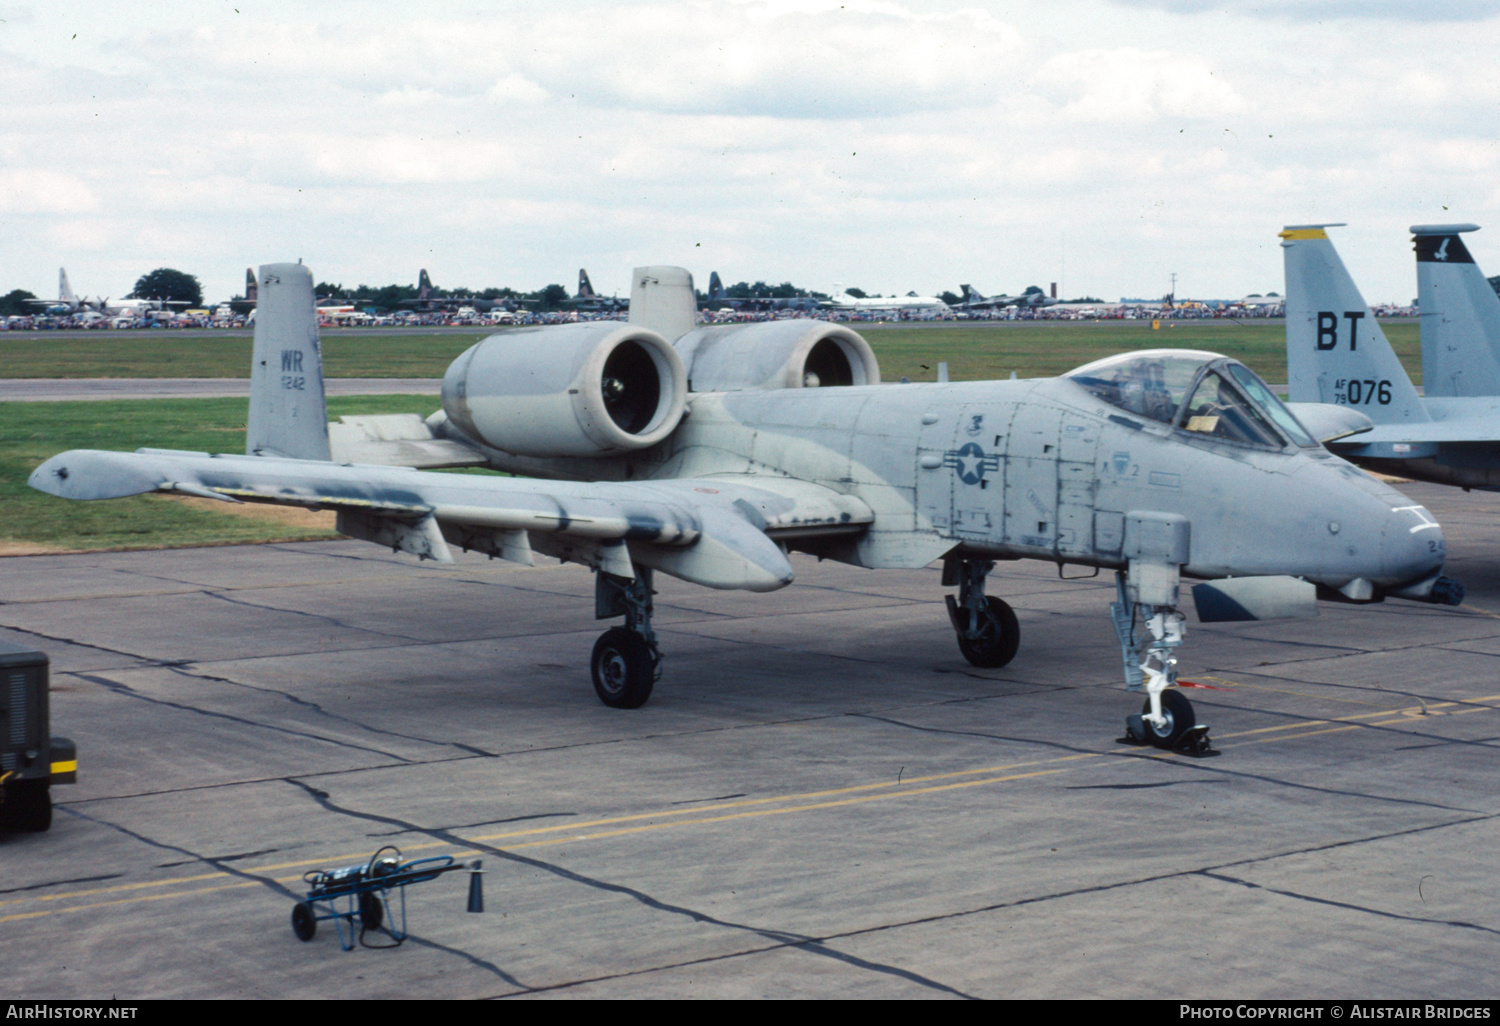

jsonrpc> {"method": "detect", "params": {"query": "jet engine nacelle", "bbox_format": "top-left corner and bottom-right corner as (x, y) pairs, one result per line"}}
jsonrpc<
(674, 320), (880, 392)
(441, 322), (687, 457)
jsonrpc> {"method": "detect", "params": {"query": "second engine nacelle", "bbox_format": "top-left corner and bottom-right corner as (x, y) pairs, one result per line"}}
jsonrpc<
(674, 320), (880, 392)
(441, 322), (686, 457)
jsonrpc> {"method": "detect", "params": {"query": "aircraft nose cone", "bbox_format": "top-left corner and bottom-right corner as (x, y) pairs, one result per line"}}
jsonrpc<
(1384, 504), (1446, 588)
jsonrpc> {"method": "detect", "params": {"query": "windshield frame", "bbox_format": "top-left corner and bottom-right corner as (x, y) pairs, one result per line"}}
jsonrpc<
(1223, 361), (1320, 448)
(1064, 350), (1313, 452)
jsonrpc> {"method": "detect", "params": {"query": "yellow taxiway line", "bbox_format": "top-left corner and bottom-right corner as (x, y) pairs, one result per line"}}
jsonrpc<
(7, 692), (1500, 925)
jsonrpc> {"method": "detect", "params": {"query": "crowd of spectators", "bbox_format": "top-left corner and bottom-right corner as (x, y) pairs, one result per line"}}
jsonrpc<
(1, 298), (1420, 332)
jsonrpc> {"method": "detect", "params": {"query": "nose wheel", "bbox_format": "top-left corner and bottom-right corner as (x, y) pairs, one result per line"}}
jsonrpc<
(1111, 570), (1216, 757)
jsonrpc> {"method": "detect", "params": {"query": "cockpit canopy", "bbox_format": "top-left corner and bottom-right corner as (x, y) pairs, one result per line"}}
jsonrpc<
(1064, 349), (1317, 449)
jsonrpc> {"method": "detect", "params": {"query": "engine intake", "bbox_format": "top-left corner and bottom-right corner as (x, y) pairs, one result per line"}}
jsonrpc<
(674, 320), (879, 392)
(441, 322), (686, 457)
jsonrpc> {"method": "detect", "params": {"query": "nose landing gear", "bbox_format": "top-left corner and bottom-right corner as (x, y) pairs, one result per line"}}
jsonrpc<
(1111, 569), (1215, 757)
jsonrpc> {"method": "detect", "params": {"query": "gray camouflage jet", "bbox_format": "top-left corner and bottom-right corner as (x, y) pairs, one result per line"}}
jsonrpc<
(29, 262), (1460, 752)
(1283, 222), (1500, 492)
(953, 284), (1059, 312)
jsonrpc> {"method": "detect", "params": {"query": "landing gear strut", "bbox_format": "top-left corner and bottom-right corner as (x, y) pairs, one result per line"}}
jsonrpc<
(592, 566), (661, 708)
(944, 558), (1020, 669)
(1111, 569), (1214, 756)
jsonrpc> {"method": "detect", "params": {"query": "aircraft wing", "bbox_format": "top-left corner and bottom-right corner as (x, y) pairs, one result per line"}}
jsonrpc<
(27, 449), (868, 592)
(1329, 421), (1500, 446)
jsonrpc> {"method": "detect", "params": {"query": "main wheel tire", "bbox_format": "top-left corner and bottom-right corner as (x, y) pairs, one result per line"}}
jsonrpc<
(591, 627), (657, 709)
(955, 596), (1021, 669)
(3, 780), (51, 833)
(291, 902), (317, 942)
(1142, 690), (1196, 750)
(358, 892), (384, 931)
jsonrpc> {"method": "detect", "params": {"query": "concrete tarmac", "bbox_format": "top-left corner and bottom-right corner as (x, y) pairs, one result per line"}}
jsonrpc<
(2, 481), (1499, 999)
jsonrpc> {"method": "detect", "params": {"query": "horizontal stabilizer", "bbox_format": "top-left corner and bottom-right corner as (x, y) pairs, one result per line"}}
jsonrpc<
(328, 414), (488, 468)
(1284, 402), (1374, 443)
(1191, 576), (1318, 622)
(1326, 398), (1500, 446)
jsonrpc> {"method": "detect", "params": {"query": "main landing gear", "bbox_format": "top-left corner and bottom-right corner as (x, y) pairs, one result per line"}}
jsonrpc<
(591, 566), (661, 709)
(944, 558), (1021, 669)
(1110, 569), (1215, 757)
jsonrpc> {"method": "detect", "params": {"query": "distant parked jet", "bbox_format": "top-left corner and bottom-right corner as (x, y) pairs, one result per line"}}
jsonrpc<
(952, 284), (1058, 312)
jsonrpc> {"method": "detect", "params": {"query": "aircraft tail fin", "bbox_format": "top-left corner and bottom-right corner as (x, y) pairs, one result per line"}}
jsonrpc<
(244, 268), (257, 304)
(961, 284), (984, 303)
(1412, 224), (1500, 397)
(59, 268), (77, 306)
(708, 271), (727, 301)
(578, 269), (596, 299)
(418, 268), (434, 301)
(1281, 224), (1428, 424)
(628, 265), (697, 342)
(246, 263), (332, 460)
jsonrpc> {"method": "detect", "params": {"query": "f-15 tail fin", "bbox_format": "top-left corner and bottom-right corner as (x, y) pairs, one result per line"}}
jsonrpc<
(1412, 224), (1500, 397)
(246, 262), (331, 460)
(1281, 224), (1428, 425)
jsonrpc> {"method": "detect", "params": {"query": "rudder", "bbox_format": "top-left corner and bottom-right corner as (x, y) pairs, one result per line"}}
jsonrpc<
(246, 262), (331, 460)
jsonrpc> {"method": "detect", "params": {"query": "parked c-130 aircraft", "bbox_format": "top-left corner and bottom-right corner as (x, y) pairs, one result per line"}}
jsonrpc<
(30, 263), (1460, 751)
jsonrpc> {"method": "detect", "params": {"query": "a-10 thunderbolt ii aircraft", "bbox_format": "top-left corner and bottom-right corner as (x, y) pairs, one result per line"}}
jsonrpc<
(29, 263), (1460, 752)
(1284, 222), (1500, 495)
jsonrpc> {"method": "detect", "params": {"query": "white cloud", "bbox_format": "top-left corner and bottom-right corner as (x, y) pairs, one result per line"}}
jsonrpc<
(0, 169), (98, 214)
(1033, 48), (1245, 123)
(1110, 0), (1500, 22)
(1, 1), (1498, 303)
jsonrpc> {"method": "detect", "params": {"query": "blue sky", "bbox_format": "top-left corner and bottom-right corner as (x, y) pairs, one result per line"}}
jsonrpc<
(2, 0), (1496, 304)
